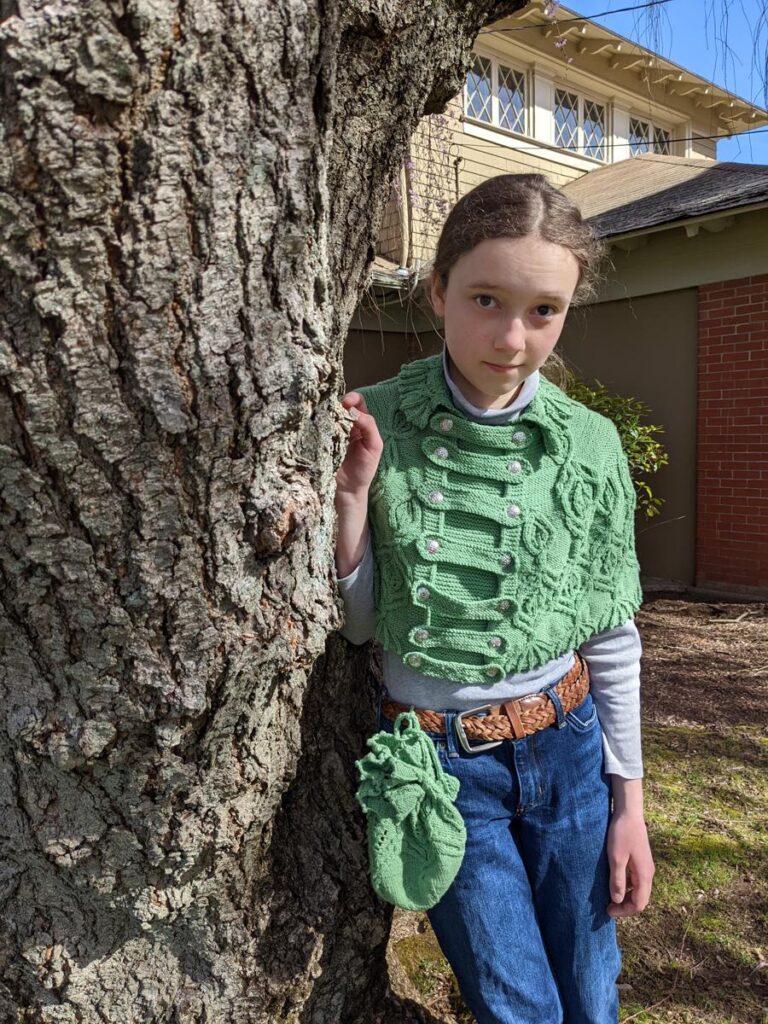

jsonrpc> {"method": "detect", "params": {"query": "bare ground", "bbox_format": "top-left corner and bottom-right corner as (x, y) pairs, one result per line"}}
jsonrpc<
(637, 597), (768, 728)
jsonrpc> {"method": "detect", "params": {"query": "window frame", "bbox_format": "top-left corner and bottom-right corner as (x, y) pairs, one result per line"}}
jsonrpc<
(553, 86), (610, 163)
(629, 116), (673, 156)
(464, 52), (529, 139)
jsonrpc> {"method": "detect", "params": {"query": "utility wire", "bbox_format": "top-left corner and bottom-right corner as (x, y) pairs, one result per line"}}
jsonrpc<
(478, 0), (676, 34)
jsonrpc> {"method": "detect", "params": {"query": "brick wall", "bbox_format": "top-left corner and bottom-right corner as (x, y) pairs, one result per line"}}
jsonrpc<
(697, 274), (768, 593)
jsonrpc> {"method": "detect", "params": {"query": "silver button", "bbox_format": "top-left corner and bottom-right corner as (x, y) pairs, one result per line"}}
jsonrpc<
(426, 538), (441, 554)
(415, 629), (429, 642)
(434, 446), (449, 459)
(439, 418), (453, 432)
(497, 599), (510, 612)
(417, 586), (431, 601)
(488, 635), (502, 649)
(485, 666), (500, 677)
(507, 460), (522, 474)
(428, 490), (444, 504)
(499, 553), (512, 568)
(513, 430), (527, 445)
(506, 504), (521, 518)
(407, 654), (423, 668)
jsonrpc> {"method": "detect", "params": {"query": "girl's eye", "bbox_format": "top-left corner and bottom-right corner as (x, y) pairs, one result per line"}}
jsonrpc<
(534, 304), (556, 317)
(474, 294), (498, 309)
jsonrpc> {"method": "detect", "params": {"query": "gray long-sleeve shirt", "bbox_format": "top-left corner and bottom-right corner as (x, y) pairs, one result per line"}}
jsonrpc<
(336, 348), (644, 778)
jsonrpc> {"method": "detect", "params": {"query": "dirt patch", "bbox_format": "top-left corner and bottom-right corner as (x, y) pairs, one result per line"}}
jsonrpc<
(636, 598), (768, 728)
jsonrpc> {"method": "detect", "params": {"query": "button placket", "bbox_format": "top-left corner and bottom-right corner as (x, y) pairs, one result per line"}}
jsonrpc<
(422, 433), (456, 471)
(418, 463), (445, 653)
(419, 445), (450, 624)
(498, 513), (519, 573)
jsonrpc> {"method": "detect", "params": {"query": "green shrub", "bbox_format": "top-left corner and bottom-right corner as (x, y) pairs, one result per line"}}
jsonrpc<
(564, 374), (669, 519)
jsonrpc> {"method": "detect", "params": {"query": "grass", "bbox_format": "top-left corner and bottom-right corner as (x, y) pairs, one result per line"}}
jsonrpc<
(390, 723), (768, 1023)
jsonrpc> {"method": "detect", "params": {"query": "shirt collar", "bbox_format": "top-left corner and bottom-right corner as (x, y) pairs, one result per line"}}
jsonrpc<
(397, 353), (573, 463)
(441, 345), (539, 421)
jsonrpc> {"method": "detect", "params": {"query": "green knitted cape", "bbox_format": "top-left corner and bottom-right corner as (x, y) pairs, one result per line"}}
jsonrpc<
(358, 354), (643, 684)
(355, 710), (466, 910)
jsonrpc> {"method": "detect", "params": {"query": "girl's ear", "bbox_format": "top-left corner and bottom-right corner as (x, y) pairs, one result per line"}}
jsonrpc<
(430, 274), (447, 318)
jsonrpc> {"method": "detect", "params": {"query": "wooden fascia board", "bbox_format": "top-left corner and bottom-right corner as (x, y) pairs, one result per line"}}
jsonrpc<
(603, 200), (768, 247)
(483, 5), (767, 124)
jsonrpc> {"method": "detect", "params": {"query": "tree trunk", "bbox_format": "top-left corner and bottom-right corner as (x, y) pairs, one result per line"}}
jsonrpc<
(0, 1), (523, 1020)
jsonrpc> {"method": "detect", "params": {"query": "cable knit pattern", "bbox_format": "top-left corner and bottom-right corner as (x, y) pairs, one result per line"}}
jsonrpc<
(355, 710), (467, 910)
(358, 354), (643, 684)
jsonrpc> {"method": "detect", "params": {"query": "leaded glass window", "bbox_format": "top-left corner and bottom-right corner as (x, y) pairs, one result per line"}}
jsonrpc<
(583, 100), (606, 161)
(466, 56), (492, 123)
(654, 127), (671, 154)
(629, 118), (650, 156)
(498, 64), (526, 133)
(554, 90), (578, 150)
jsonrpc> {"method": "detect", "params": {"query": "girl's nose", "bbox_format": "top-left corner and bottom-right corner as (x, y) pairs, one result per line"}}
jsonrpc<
(494, 317), (526, 351)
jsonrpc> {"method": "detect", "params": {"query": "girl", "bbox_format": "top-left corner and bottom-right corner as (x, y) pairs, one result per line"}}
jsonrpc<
(334, 174), (655, 1024)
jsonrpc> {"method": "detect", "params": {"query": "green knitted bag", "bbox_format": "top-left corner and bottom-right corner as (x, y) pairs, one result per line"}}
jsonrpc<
(355, 710), (467, 911)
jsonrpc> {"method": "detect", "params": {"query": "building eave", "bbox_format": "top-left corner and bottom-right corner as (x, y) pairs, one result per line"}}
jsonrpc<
(600, 199), (768, 246)
(485, 1), (768, 133)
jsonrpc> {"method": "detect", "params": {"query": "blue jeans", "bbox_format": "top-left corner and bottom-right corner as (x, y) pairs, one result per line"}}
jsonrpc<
(375, 687), (620, 1024)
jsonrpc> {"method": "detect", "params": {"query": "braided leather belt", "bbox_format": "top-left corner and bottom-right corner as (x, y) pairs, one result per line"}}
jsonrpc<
(381, 652), (590, 753)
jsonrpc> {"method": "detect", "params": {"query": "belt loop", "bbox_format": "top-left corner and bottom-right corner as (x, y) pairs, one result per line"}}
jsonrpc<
(544, 683), (568, 729)
(444, 712), (460, 757)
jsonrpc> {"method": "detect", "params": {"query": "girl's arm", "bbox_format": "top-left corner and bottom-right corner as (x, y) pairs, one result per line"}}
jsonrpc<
(606, 776), (655, 918)
(334, 517), (377, 645)
(579, 620), (643, 777)
(334, 389), (382, 576)
(334, 490), (371, 580)
(579, 620), (655, 917)
(334, 391), (383, 643)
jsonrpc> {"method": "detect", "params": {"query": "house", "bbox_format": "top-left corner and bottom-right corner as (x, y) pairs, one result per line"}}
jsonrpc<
(560, 156), (768, 596)
(344, 1), (768, 596)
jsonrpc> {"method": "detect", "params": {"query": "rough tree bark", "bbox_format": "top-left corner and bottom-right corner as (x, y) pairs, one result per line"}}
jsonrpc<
(0, 1), (524, 1020)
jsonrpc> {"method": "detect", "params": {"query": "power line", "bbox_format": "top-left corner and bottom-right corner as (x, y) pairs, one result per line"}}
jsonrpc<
(478, 0), (675, 35)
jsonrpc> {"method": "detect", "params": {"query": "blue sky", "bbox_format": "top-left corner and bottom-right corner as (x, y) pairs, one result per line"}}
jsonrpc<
(578, 0), (768, 163)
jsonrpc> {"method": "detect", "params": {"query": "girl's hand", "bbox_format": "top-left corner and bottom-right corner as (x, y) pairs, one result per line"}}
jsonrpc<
(606, 810), (655, 918)
(336, 392), (384, 500)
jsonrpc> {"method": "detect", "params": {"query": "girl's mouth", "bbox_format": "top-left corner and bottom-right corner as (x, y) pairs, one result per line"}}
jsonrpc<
(483, 361), (520, 373)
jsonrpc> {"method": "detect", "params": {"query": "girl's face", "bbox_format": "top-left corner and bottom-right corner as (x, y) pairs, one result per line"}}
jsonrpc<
(430, 235), (580, 410)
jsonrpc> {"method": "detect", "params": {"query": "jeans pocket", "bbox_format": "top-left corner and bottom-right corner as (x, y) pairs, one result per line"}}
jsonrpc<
(565, 693), (599, 733)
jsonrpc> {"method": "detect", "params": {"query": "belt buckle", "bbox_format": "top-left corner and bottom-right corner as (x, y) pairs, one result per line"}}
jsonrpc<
(454, 705), (505, 753)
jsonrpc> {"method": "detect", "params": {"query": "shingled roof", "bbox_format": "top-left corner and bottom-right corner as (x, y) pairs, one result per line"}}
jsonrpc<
(561, 154), (768, 238)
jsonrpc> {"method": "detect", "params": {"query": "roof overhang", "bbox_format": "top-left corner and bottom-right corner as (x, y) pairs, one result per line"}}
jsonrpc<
(601, 199), (768, 248)
(488, 1), (768, 134)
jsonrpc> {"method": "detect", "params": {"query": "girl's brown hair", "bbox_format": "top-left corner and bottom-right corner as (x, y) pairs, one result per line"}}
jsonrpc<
(429, 174), (605, 387)
(431, 173), (604, 307)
